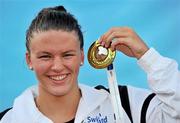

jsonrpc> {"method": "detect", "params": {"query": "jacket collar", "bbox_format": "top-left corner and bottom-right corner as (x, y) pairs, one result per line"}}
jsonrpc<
(11, 84), (108, 123)
(12, 86), (52, 123)
(75, 84), (109, 122)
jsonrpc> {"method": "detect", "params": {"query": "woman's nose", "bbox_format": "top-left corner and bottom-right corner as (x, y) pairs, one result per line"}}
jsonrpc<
(51, 57), (64, 72)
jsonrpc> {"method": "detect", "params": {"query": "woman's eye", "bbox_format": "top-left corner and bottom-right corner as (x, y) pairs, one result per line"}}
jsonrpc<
(64, 54), (74, 58)
(38, 55), (51, 60)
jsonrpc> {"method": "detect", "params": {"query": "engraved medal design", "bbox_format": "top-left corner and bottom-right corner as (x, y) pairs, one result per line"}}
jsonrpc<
(88, 40), (116, 69)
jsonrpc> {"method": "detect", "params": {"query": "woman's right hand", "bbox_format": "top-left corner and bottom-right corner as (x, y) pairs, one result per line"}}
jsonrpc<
(99, 27), (149, 59)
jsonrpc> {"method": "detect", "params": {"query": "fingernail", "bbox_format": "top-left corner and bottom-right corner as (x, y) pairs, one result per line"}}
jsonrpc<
(105, 44), (109, 48)
(101, 41), (105, 46)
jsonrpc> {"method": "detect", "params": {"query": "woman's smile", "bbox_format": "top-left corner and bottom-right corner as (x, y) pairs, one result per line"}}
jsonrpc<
(48, 74), (69, 84)
(26, 30), (84, 96)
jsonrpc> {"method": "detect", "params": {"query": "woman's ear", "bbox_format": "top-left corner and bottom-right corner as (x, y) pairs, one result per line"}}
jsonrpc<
(80, 48), (84, 66)
(26, 52), (33, 70)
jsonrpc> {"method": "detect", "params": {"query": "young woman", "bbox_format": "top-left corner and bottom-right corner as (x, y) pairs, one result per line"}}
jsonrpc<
(1, 5), (180, 123)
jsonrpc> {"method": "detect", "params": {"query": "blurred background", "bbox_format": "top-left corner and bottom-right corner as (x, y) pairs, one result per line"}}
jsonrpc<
(0, 0), (180, 111)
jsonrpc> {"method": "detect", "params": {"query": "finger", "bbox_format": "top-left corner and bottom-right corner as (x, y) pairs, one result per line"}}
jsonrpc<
(116, 45), (135, 57)
(111, 38), (135, 57)
(101, 27), (122, 44)
(105, 31), (129, 48)
(99, 35), (106, 46)
(99, 27), (132, 47)
(110, 37), (126, 51)
(103, 27), (121, 39)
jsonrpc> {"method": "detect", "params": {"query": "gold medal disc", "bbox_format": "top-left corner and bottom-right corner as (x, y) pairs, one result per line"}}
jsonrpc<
(88, 40), (116, 69)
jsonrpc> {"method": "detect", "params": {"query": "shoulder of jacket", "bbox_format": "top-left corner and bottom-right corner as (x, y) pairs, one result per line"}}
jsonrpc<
(0, 107), (12, 122)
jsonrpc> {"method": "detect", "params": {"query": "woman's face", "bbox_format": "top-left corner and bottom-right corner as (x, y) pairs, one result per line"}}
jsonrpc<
(26, 30), (84, 96)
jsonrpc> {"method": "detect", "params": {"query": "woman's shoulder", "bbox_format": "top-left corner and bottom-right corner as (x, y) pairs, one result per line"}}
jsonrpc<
(0, 85), (39, 123)
(0, 108), (13, 122)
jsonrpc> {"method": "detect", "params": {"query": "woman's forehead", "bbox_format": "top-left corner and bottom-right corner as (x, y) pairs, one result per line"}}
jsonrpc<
(30, 30), (79, 45)
(29, 30), (81, 52)
(32, 30), (78, 40)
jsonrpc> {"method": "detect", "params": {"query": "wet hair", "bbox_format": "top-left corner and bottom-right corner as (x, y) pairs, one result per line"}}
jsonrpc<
(26, 5), (83, 52)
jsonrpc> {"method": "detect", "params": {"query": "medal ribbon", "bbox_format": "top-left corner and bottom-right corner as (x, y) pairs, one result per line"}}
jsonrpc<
(107, 64), (124, 123)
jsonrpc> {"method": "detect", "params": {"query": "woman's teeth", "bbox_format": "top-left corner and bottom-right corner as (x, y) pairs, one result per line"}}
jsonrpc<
(50, 75), (67, 81)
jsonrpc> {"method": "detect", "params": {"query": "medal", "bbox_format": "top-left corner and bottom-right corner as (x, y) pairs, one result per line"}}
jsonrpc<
(87, 40), (116, 69)
(88, 39), (124, 122)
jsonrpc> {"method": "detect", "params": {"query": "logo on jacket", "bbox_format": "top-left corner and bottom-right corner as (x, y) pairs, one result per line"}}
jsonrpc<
(86, 113), (107, 123)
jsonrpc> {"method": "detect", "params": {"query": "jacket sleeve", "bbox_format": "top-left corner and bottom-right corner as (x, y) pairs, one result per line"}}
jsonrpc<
(137, 48), (180, 121)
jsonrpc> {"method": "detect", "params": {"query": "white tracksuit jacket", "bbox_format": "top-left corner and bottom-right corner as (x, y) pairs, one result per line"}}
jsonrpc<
(1, 48), (180, 123)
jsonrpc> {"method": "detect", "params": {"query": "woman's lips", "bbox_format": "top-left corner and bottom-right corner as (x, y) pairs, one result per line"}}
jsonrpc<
(49, 74), (67, 81)
(48, 74), (68, 85)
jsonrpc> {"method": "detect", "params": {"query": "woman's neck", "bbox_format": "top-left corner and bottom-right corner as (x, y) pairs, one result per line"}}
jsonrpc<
(35, 85), (81, 123)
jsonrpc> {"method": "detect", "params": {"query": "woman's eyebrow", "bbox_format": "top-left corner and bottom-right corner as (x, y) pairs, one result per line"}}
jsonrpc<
(36, 51), (51, 55)
(63, 50), (76, 53)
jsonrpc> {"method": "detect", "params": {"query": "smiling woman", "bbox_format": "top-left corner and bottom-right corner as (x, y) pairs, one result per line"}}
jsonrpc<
(26, 30), (83, 96)
(25, 6), (84, 123)
(1, 4), (180, 123)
